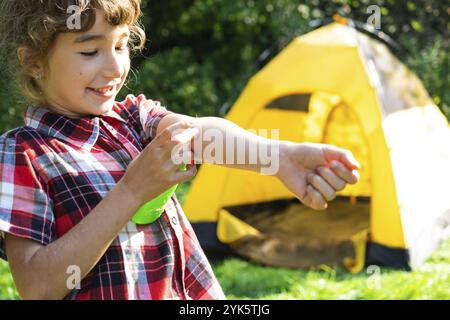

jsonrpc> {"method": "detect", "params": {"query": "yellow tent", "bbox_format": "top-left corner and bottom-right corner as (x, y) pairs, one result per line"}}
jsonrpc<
(183, 22), (450, 272)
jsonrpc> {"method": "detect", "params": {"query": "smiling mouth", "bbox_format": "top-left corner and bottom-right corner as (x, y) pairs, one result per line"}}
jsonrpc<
(87, 85), (116, 97)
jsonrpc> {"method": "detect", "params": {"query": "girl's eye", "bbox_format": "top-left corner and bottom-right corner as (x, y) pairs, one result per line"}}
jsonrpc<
(79, 46), (128, 56)
(80, 51), (97, 57)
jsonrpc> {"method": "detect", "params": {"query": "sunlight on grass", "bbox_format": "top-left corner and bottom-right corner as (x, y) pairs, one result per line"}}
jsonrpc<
(211, 238), (450, 300)
(175, 178), (449, 300)
(1, 185), (448, 301)
(0, 259), (19, 300)
(1, 236), (448, 300)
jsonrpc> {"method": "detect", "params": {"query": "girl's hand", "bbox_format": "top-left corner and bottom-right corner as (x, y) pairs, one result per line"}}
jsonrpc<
(276, 142), (360, 210)
(118, 121), (199, 207)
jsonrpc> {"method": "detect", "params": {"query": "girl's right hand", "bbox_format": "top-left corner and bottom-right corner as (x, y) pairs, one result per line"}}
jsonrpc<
(118, 120), (199, 207)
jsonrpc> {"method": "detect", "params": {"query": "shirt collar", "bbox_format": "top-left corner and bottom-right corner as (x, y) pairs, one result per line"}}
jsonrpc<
(23, 104), (127, 151)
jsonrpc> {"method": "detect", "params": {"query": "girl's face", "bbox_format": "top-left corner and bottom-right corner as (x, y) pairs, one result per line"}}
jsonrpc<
(39, 10), (131, 118)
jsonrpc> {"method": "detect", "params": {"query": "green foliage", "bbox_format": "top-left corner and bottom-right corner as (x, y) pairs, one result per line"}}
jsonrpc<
(0, 259), (19, 300)
(0, 1), (448, 300)
(1, 0), (448, 131)
(130, 0), (449, 118)
(0, 66), (23, 132)
(128, 47), (218, 116)
(403, 35), (449, 119)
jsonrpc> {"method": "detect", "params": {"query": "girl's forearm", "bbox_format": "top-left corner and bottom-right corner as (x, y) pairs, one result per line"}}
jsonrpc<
(26, 181), (141, 299)
(195, 117), (290, 175)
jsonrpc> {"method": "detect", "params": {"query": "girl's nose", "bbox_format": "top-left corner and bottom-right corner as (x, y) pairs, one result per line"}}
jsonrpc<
(102, 50), (126, 79)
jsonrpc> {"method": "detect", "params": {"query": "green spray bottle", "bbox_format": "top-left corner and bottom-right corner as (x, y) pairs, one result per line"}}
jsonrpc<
(131, 164), (187, 225)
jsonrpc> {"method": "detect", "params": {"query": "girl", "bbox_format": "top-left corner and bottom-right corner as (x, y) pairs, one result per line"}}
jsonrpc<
(0, 0), (359, 300)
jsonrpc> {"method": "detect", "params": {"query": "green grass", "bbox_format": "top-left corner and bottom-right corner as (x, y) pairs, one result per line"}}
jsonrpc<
(210, 238), (450, 300)
(178, 181), (449, 300)
(0, 259), (19, 300)
(1, 238), (449, 300)
(1, 180), (448, 300)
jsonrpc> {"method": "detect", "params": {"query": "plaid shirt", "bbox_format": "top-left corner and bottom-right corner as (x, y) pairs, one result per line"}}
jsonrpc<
(0, 94), (225, 300)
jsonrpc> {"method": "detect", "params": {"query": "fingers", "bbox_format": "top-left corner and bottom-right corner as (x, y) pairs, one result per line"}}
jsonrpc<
(305, 185), (327, 210)
(339, 150), (360, 170)
(330, 160), (359, 184)
(173, 163), (197, 184)
(305, 163), (357, 210)
(317, 166), (346, 191)
(324, 145), (360, 170)
(307, 173), (336, 201)
(154, 120), (196, 144)
(152, 121), (200, 162)
(176, 150), (195, 166)
(171, 127), (200, 144)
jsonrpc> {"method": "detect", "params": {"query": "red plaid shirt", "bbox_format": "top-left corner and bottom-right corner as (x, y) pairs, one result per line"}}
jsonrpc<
(0, 94), (225, 300)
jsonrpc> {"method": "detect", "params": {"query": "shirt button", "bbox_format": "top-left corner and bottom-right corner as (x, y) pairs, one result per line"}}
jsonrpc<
(171, 216), (178, 225)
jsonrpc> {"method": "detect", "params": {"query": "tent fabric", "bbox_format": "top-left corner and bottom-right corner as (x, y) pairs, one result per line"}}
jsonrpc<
(183, 22), (450, 271)
(221, 198), (370, 270)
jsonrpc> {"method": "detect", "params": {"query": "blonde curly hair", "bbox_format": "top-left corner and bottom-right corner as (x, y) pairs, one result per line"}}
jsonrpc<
(0, 0), (146, 106)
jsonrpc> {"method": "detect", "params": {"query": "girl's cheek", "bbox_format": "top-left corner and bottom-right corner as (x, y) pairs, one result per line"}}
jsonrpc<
(119, 55), (131, 71)
(76, 63), (99, 80)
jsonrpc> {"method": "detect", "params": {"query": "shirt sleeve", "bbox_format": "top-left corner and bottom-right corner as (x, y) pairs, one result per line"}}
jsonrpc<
(114, 94), (173, 147)
(0, 135), (55, 261)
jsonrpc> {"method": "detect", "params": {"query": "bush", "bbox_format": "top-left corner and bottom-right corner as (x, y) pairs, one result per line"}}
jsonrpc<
(1, 0), (448, 131)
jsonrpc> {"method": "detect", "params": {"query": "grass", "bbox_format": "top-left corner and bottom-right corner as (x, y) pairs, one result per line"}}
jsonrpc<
(1, 237), (449, 300)
(1, 180), (448, 300)
(210, 238), (450, 300)
(0, 259), (19, 300)
(179, 181), (449, 300)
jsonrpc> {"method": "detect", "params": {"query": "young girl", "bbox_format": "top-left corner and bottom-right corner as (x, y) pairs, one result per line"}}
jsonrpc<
(0, 0), (360, 300)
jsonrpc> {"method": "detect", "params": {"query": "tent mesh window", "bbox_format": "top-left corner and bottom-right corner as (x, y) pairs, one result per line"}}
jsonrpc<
(265, 94), (311, 112)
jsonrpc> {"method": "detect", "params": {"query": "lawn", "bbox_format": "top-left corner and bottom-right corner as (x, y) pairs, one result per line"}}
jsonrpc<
(0, 258), (18, 300)
(1, 182), (448, 300)
(210, 237), (450, 300)
(1, 235), (449, 300)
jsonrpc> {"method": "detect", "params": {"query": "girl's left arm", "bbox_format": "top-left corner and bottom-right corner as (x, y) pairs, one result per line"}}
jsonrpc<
(156, 113), (360, 210)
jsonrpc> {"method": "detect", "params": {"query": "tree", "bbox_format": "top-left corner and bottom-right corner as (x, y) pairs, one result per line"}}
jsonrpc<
(0, 0), (448, 131)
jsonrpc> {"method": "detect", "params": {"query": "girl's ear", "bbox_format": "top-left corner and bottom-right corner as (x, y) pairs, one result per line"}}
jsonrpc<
(17, 46), (44, 78)
(17, 46), (29, 67)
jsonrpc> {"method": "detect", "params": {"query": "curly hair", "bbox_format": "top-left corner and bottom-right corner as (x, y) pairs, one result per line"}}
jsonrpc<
(0, 0), (146, 105)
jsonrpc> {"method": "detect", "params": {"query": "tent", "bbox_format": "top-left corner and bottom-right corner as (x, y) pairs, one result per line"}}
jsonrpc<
(183, 21), (450, 272)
